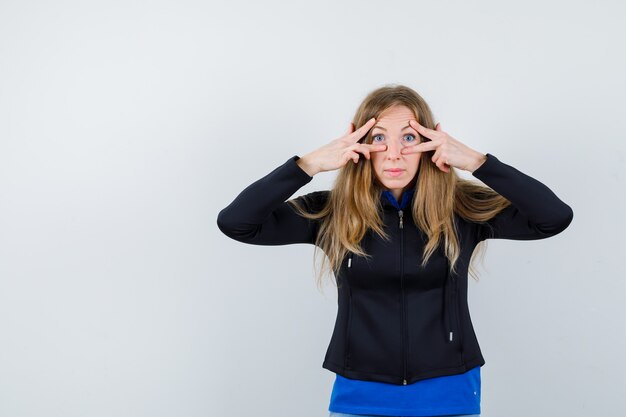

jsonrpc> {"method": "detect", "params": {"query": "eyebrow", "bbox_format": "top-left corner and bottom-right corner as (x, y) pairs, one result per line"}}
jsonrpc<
(372, 124), (414, 131)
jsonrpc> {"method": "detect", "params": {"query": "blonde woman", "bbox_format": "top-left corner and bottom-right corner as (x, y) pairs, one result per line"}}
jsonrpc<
(217, 85), (573, 417)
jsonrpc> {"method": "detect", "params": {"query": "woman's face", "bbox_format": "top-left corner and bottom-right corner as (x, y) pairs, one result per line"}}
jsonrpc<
(369, 105), (421, 200)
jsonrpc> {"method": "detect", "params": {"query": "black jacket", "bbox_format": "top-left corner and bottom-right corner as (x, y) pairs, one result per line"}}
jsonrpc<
(216, 153), (574, 385)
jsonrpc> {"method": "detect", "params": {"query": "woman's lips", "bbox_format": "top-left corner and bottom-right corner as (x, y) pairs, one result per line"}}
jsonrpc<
(384, 169), (405, 177)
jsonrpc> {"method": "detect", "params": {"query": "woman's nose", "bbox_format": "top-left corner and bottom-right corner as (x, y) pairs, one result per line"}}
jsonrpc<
(385, 139), (402, 158)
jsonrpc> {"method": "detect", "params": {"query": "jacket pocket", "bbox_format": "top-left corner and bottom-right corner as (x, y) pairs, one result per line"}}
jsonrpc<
(450, 276), (464, 354)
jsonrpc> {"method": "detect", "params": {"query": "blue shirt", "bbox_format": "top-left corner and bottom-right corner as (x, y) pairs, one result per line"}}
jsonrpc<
(328, 187), (482, 416)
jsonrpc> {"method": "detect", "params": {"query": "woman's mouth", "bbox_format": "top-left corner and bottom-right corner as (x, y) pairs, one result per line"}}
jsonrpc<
(384, 169), (405, 177)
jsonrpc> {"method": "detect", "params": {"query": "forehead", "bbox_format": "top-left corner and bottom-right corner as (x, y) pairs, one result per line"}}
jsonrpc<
(368, 106), (417, 135)
(375, 105), (416, 126)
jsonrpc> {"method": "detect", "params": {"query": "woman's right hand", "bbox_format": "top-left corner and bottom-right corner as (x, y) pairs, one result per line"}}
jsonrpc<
(297, 117), (387, 176)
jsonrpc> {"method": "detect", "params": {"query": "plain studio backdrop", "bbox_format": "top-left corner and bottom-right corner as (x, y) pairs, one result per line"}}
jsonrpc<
(0, 1), (624, 416)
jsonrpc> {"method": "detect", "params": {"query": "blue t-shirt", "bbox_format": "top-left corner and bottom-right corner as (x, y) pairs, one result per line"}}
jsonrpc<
(328, 366), (481, 416)
(328, 188), (482, 416)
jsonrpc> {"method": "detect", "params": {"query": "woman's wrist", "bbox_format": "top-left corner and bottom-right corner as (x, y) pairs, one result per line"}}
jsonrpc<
(296, 154), (320, 177)
(468, 152), (488, 173)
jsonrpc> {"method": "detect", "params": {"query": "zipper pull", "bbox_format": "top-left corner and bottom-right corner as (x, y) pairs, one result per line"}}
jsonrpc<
(449, 331), (454, 342)
(398, 210), (404, 229)
(348, 253), (352, 268)
(403, 379), (407, 385)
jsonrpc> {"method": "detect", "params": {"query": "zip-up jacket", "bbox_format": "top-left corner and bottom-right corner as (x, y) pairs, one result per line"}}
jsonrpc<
(216, 153), (574, 386)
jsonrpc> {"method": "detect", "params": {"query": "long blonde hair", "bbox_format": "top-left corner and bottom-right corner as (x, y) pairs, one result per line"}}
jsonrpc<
(288, 84), (511, 292)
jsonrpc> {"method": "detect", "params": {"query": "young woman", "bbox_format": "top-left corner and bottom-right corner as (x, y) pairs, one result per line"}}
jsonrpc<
(217, 85), (574, 417)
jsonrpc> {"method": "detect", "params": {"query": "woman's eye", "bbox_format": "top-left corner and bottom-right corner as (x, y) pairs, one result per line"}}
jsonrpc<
(372, 134), (417, 143)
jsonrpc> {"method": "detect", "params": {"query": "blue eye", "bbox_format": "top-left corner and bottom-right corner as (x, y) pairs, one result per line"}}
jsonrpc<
(372, 134), (418, 143)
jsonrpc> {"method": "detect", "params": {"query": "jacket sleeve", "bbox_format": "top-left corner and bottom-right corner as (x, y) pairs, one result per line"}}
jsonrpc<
(471, 153), (574, 241)
(216, 155), (325, 246)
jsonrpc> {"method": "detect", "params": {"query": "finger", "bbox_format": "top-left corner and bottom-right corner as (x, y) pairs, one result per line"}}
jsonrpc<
(409, 120), (439, 140)
(344, 150), (356, 165)
(401, 139), (437, 155)
(348, 143), (369, 160)
(351, 143), (380, 160)
(432, 150), (450, 173)
(350, 117), (377, 142)
(432, 149), (443, 168)
(348, 150), (359, 164)
(356, 145), (372, 160)
(365, 143), (387, 153)
(435, 122), (442, 132)
(362, 143), (386, 159)
(435, 158), (447, 172)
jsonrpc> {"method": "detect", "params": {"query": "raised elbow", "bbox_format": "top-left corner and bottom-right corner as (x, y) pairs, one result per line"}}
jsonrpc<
(216, 208), (259, 242)
(540, 203), (574, 237)
(216, 208), (236, 238)
(557, 204), (574, 234)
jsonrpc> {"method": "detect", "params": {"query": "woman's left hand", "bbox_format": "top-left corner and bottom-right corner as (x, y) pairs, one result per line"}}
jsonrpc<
(401, 120), (487, 173)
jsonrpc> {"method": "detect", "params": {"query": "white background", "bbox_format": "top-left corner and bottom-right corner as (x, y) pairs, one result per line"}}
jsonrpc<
(1, 1), (624, 416)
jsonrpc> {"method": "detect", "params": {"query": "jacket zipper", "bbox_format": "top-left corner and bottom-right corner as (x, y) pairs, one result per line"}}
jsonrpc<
(399, 209), (407, 385)
(345, 253), (353, 369)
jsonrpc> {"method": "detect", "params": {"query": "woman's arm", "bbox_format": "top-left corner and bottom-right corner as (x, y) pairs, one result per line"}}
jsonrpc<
(471, 153), (574, 241)
(216, 155), (326, 246)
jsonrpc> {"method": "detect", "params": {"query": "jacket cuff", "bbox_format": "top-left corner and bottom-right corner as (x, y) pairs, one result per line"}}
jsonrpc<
(471, 153), (499, 178)
(289, 155), (315, 182)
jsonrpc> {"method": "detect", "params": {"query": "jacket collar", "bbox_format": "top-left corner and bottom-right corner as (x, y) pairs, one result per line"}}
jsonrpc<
(380, 186), (416, 210)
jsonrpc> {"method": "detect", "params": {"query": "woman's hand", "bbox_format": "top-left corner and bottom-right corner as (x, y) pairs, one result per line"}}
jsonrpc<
(400, 120), (487, 173)
(297, 117), (387, 176)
